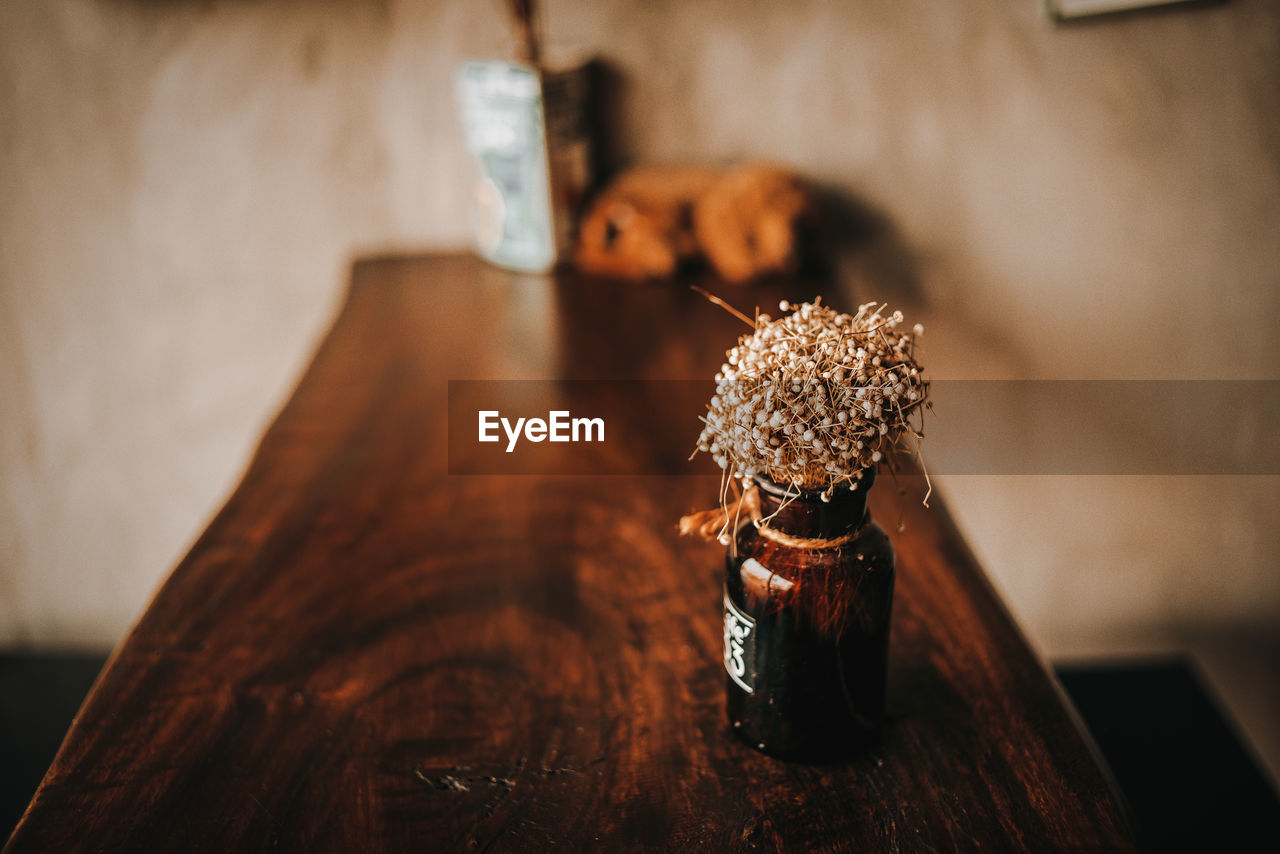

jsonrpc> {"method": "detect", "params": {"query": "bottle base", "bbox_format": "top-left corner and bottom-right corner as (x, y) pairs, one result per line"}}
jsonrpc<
(729, 713), (882, 763)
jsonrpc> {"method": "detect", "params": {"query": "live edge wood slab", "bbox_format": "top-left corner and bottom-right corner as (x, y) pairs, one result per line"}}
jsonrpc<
(6, 254), (1133, 853)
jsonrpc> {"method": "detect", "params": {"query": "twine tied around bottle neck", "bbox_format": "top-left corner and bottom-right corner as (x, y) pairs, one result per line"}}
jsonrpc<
(678, 483), (865, 550)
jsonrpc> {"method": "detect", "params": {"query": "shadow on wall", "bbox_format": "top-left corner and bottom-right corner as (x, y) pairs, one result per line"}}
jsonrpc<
(824, 188), (926, 309)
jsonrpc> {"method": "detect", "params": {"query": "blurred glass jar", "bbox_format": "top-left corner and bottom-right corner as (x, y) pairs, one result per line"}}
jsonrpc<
(455, 59), (592, 273)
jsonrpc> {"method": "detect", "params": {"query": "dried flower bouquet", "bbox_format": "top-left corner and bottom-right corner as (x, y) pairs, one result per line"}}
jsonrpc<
(694, 296), (930, 511)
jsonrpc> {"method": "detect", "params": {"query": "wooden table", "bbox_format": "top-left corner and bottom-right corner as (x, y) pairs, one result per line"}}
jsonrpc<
(5, 255), (1134, 852)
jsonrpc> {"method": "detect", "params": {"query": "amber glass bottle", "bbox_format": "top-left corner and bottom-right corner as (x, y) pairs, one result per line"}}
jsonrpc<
(723, 470), (894, 761)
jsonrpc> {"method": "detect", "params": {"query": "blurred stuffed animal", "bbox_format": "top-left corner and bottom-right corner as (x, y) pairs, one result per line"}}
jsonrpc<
(573, 166), (717, 280)
(575, 163), (821, 283)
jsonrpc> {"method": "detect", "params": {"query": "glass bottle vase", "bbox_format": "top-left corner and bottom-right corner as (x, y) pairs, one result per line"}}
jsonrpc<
(723, 470), (894, 761)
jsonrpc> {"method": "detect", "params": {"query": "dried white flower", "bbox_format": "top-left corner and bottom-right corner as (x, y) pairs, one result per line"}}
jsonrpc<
(696, 298), (929, 497)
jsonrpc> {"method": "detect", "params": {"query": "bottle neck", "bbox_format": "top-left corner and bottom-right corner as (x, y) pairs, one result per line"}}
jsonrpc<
(754, 470), (874, 539)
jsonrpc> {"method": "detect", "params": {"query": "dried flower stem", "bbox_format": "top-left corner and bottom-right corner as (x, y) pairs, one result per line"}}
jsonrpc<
(691, 285), (756, 328)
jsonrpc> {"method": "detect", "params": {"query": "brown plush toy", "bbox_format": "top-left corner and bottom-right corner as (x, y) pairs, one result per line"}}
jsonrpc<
(575, 163), (820, 283)
(574, 166), (718, 280)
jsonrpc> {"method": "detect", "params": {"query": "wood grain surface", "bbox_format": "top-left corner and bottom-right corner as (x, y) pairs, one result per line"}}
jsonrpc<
(5, 254), (1134, 852)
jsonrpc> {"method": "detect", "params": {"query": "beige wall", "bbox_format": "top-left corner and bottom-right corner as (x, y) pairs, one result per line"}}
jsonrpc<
(2, 0), (1277, 765)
